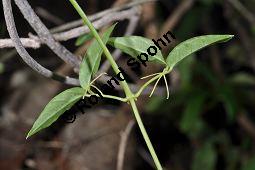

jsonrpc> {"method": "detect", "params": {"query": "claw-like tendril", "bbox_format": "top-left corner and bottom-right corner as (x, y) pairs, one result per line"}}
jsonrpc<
(90, 72), (107, 85)
(91, 84), (104, 97)
(148, 68), (171, 99)
(83, 73), (107, 99)
(163, 75), (170, 99)
(140, 72), (161, 80)
(149, 75), (163, 97)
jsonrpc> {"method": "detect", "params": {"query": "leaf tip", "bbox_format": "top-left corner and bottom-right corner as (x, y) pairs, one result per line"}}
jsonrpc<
(228, 34), (235, 39)
(26, 132), (31, 139)
(224, 34), (235, 41)
(26, 126), (40, 139)
(26, 129), (35, 139)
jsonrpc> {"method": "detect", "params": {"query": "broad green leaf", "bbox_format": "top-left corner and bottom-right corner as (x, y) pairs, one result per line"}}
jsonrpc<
(166, 35), (234, 69)
(75, 33), (93, 46)
(26, 87), (84, 138)
(79, 24), (116, 90)
(192, 142), (217, 170)
(108, 36), (166, 65)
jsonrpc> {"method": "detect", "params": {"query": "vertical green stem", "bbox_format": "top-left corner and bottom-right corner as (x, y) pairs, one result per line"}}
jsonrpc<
(69, 1), (163, 169)
(130, 100), (163, 170)
(69, 0), (132, 95)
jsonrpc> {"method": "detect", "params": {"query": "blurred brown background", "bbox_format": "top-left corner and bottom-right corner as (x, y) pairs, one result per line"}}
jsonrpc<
(1, 0), (255, 170)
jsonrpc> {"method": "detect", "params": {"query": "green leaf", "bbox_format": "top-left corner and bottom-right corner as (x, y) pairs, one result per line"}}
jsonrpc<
(178, 54), (195, 88)
(166, 35), (234, 69)
(196, 62), (219, 86)
(180, 93), (207, 138)
(108, 36), (166, 65)
(0, 63), (4, 74)
(242, 157), (255, 170)
(75, 33), (93, 46)
(79, 24), (116, 89)
(26, 87), (84, 138)
(146, 96), (165, 113)
(228, 73), (255, 86)
(226, 149), (239, 170)
(192, 142), (217, 170)
(218, 86), (238, 122)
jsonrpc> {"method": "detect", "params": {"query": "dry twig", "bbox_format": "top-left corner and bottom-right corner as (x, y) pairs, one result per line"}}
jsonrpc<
(2, 0), (79, 86)
(36, 7), (64, 25)
(99, 10), (140, 73)
(50, 0), (157, 33)
(227, 0), (255, 27)
(53, 7), (139, 42)
(161, 0), (195, 34)
(0, 38), (40, 49)
(14, 0), (81, 69)
(2, 0), (165, 95)
(117, 120), (135, 170)
(0, 8), (139, 49)
(238, 114), (255, 140)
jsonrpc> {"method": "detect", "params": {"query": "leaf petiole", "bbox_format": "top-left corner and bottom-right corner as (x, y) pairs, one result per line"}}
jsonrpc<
(84, 92), (127, 102)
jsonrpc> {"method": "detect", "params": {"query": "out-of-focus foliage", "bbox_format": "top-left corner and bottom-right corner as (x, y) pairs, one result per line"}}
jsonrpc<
(0, 63), (4, 74)
(144, 0), (255, 167)
(192, 141), (217, 170)
(242, 157), (255, 170)
(147, 53), (255, 169)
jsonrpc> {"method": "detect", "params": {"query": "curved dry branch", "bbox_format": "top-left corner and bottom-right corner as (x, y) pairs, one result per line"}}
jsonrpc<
(99, 9), (140, 73)
(0, 8), (140, 49)
(53, 7), (140, 42)
(0, 38), (40, 49)
(117, 120), (135, 170)
(2, 0), (80, 86)
(2, 0), (165, 95)
(14, 0), (81, 69)
(50, 0), (157, 33)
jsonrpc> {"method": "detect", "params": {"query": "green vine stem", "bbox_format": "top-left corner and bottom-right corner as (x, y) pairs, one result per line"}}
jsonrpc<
(85, 93), (127, 102)
(69, 0), (163, 169)
(129, 99), (163, 170)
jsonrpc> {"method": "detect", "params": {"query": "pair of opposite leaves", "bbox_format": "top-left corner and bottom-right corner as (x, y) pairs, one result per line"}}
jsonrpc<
(26, 24), (234, 138)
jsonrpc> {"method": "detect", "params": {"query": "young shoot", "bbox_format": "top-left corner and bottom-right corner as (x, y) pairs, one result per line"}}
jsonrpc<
(26, 1), (234, 169)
